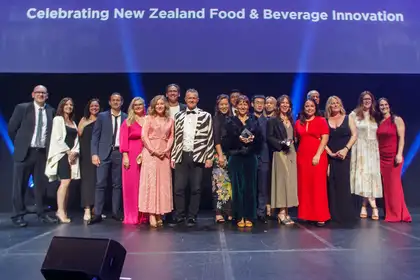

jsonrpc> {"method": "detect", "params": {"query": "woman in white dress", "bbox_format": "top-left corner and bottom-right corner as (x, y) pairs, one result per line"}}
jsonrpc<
(350, 91), (383, 220)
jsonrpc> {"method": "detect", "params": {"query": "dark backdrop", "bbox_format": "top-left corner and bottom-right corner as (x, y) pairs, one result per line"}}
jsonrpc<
(0, 73), (418, 213)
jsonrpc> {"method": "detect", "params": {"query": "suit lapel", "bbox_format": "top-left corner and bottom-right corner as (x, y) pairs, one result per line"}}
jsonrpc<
(195, 110), (203, 135)
(46, 105), (53, 124)
(28, 103), (35, 133)
(177, 111), (186, 145)
(277, 119), (287, 139)
(108, 110), (113, 133)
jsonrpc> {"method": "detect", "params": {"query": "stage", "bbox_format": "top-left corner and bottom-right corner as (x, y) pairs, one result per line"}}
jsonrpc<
(0, 210), (419, 280)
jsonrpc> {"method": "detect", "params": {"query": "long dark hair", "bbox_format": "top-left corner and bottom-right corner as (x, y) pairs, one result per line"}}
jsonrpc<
(277, 95), (294, 123)
(299, 98), (320, 124)
(378, 97), (397, 124)
(214, 94), (231, 117)
(56, 97), (75, 120)
(83, 98), (101, 119)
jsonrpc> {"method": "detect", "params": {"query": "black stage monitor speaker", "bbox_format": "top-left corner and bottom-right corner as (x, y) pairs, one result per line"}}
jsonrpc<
(41, 236), (127, 280)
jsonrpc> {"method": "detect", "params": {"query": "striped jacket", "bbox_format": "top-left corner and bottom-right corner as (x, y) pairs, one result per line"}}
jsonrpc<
(171, 108), (214, 163)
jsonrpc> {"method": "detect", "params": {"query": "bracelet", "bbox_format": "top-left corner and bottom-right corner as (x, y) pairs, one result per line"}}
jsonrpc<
(344, 146), (349, 150)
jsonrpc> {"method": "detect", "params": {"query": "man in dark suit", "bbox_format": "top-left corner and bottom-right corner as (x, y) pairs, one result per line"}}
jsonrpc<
(8, 85), (58, 227)
(252, 95), (271, 223)
(229, 89), (241, 116)
(89, 93), (127, 224)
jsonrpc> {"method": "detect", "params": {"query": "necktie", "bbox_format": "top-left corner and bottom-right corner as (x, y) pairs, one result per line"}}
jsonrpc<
(186, 110), (196, 115)
(35, 108), (43, 147)
(111, 115), (118, 147)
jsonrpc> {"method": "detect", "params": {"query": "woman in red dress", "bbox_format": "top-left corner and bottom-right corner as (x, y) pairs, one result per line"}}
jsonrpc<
(377, 98), (411, 222)
(295, 98), (330, 226)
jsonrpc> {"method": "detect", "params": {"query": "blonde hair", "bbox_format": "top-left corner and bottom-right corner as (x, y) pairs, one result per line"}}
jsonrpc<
(325, 96), (346, 119)
(148, 95), (170, 118)
(126, 97), (145, 126)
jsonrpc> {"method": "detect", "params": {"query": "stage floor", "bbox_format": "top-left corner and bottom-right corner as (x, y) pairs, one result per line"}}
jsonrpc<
(1, 209), (419, 280)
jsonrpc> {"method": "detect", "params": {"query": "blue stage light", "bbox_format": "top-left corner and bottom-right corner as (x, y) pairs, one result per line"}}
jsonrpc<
(0, 110), (34, 187)
(402, 131), (420, 175)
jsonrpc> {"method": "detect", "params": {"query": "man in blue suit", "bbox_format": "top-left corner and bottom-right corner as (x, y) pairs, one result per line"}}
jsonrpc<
(252, 95), (271, 224)
(89, 93), (127, 224)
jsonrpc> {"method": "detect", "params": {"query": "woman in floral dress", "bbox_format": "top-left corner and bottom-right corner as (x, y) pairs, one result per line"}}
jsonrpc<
(212, 94), (232, 223)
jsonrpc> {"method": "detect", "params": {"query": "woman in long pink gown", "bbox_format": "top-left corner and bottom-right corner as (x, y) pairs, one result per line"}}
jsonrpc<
(120, 97), (147, 225)
(139, 95), (174, 228)
(377, 98), (411, 222)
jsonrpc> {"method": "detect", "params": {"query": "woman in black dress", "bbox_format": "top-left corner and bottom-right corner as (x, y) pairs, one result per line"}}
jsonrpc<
(325, 96), (358, 224)
(78, 98), (100, 221)
(224, 95), (261, 228)
(46, 98), (80, 223)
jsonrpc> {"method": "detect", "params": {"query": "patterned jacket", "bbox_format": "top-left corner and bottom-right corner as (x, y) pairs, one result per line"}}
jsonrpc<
(171, 108), (214, 163)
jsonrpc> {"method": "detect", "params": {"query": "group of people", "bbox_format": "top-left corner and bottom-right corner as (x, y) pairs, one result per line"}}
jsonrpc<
(8, 84), (411, 229)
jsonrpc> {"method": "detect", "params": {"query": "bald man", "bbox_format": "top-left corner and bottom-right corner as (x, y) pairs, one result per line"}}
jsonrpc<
(8, 85), (57, 227)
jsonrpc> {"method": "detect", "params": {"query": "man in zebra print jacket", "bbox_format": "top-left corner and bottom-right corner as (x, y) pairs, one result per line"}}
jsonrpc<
(169, 89), (214, 227)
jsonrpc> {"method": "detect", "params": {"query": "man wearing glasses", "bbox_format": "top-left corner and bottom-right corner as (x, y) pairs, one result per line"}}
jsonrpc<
(8, 85), (57, 227)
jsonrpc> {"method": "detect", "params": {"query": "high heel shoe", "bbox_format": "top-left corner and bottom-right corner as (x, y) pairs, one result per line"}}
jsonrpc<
(277, 214), (293, 225)
(371, 207), (379, 220)
(156, 215), (163, 227)
(83, 210), (91, 222)
(360, 206), (368, 219)
(56, 212), (71, 223)
(149, 215), (158, 228)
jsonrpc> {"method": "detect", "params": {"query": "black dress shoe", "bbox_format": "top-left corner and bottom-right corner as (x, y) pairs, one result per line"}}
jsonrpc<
(39, 214), (58, 224)
(168, 218), (185, 227)
(258, 216), (268, 224)
(186, 218), (196, 227)
(88, 215), (103, 225)
(12, 217), (28, 227)
(111, 215), (123, 222)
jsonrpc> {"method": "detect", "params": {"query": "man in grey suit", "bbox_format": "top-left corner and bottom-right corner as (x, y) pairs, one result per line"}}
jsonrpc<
(89, 93), (127, 225)
(8, 85), (57, 227)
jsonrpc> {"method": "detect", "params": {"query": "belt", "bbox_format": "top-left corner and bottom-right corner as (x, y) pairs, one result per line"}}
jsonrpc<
(30, 147), (45, 151)
(112, 146), (120, 151)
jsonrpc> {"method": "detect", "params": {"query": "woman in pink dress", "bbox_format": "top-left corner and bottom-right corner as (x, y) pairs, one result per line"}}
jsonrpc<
(139, 95), (174, 228)
(120, 97), (147, 225)
(377, 98), (411, 222)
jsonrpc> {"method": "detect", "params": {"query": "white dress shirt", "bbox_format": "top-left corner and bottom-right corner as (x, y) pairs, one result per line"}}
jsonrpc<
(183, 108), (198, 152)
(31, 101), (47, 148)
(232, 107), (238, 116)
(112, 112), (122, 147)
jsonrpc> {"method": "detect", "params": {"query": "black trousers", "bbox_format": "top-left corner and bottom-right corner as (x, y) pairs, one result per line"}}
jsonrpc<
(257, 160), (270, 217)
(94, 149), (122, 216)
(174, 152), (204, 219)
(12, 148), (48, 218)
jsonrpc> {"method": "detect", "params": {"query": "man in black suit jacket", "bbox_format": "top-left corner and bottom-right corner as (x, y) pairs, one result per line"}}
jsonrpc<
(8, 85), (57, 227)
(89, 93), (127, 225)
(252, 95), (271, 223)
